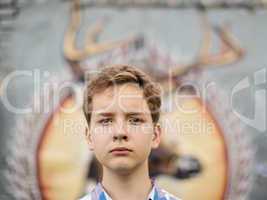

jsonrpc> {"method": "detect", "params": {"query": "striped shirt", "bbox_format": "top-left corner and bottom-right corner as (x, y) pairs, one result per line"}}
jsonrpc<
(79, 180), (181, 200)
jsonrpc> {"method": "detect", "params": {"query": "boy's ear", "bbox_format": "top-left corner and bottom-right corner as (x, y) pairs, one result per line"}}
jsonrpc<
(151, 123), (161, 149)
(85, 127), (94, 151)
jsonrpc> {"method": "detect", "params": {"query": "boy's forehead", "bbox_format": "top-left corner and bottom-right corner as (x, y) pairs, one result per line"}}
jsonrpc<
(91, 83), (149, 114)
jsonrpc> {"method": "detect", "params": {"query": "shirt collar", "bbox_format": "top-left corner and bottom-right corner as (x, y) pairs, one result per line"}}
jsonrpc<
(94, 179), (161, 200)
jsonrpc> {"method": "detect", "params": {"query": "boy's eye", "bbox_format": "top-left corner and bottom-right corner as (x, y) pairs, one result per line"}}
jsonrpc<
(128, 117), (144, 125)
(98, 118), (112, 125)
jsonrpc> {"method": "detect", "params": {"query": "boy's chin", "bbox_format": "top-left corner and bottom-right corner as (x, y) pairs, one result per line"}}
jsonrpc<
(113, 167), (133, 175)
(107, 162), (139, 175)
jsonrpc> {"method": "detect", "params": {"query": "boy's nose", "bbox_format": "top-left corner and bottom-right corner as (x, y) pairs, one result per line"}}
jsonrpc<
(113, 134), (128, 141)
(113, 122), (129, 142)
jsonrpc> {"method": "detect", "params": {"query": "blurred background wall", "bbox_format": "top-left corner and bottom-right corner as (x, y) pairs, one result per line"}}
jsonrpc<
(0, 0), (267, 199)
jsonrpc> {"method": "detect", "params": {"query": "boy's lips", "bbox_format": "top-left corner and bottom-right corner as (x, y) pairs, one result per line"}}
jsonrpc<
(109, 147), (133, 153)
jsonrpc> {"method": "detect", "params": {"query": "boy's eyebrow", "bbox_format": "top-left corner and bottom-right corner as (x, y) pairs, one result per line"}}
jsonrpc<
(126, 112), (147, 116)
(96, 112), (114, 117)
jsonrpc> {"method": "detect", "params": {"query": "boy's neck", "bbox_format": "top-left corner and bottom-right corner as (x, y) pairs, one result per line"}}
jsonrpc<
(101, 162), (152, 200)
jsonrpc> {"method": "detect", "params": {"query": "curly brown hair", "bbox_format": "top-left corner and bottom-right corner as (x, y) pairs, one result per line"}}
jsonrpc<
(83, 65), (162, 126)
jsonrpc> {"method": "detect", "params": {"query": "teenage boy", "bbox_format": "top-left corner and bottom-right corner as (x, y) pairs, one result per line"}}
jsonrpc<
(81, 65), (181, 200)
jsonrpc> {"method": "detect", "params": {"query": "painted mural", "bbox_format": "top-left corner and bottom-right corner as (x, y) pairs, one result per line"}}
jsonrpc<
(1, 0), (266, 200)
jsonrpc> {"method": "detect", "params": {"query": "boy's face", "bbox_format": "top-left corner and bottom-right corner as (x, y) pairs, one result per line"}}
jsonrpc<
(86, 83), (161, 175)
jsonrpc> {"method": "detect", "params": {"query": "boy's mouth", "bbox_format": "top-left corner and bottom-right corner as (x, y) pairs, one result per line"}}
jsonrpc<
(109, 147), (133, 155)
(110, 147), (132, 152)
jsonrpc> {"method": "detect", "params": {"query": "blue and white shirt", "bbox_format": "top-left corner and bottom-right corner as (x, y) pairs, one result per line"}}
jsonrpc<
(79, 180), (181, 200)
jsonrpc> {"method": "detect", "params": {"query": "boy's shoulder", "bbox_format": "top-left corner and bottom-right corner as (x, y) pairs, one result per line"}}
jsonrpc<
(79, 193), (92, 200)
(79, 193), (91, 200)
(158, 188), (181, 200)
